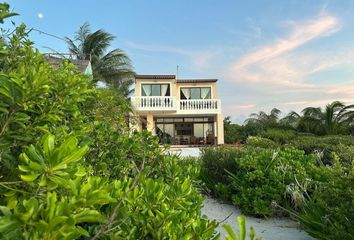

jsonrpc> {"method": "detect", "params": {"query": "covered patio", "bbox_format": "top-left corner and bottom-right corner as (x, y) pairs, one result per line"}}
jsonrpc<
(154, 116), (217, 145)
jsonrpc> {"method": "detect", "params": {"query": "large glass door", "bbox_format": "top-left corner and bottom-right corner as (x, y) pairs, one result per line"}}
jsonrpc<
(193, 122), (214, 145)
(156, 123), (174, 144)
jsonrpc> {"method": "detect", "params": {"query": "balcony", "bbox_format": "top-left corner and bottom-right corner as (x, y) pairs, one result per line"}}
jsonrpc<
(131, 96), (177, 111)
(179, 99), (221, 114)
(131, 96), (221, 114)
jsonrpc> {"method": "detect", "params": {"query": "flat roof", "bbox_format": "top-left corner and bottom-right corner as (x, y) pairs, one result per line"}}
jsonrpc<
(135, 74), (176, 79)
(177, 79), (217, 83)
(135, 75), (218, 83)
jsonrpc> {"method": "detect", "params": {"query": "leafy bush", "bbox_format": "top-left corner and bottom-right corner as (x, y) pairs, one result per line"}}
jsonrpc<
(0, 134), (219, 239)
(0, 24), (96, 180)
(230, 148), (316, 216)
(246, 136), (279, 149)
(295, 156), (354, 240)
(200, 147), (316, 217)
(288, 135), (354, 166)
(260, 128), (297, 144)
(200, 147), (245, 200)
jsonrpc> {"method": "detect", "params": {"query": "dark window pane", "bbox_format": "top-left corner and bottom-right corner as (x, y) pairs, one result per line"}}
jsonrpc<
(141, 84), (151, 96)
(194, 123), (204, 138)
(151, 85), (161, 96)
(201, 88), (211, 99)
(180, 88), (190, 99)
(163, 84), (170, 96)
(190, 88), (201, 99)
(161, 84), (170, 96)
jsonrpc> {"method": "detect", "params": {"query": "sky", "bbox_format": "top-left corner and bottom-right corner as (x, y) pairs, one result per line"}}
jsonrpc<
(4, 0), (354, 123)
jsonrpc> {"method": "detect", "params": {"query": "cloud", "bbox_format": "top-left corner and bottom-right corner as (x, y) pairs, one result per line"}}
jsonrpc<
(37, 13), (43, 19)
(231, 14), (340, 71)
(220, 12), (354, 122)
(224, 103), (256, 111)
(125, 41), (221, 69)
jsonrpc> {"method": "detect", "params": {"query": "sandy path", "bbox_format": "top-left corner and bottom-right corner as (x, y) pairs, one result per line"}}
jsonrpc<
(202, 197), (313, 240)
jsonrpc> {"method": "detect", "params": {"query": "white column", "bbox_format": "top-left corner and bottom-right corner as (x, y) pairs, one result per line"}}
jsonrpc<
(216, 113), (224, 144)
(146, 113), (155, 135)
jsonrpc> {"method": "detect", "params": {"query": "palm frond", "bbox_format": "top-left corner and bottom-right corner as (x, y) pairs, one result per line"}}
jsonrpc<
(83, 29), (115, 61)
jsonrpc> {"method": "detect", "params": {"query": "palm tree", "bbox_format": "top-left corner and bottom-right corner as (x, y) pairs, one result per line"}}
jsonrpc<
(282, 101), (354, 135)
(66, 23), (134, 96)
(245, 108), (281, 128)
(280, 110), (302, 130)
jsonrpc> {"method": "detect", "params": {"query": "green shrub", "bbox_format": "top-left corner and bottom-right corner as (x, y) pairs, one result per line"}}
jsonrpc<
(200, 147), (246, 200)
(0, 24), (96, 180)
(288, 135), (354, 165)
(0, 134), (219, 239)
(246, 136), (280, 149)
(230, 148), (316, 216)
(296, 157), (354, 240)
(200, 147), (316, 217)
(260, 128), (297, 144)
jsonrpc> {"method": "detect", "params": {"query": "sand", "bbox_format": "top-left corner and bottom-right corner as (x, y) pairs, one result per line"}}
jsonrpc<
(202, 197), (313, 240)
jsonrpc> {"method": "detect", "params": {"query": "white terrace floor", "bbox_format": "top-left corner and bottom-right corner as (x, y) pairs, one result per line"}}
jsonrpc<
(168, 147), (202, 157)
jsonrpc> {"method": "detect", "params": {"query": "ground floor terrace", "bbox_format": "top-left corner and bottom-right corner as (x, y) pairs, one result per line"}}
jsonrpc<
(138, 115), (224, 145)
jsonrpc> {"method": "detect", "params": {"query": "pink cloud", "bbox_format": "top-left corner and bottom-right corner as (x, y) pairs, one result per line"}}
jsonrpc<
(231, 14), (340, 70)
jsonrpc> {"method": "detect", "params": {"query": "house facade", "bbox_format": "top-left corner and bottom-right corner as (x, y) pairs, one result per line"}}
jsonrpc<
(131, 75), (224, 145)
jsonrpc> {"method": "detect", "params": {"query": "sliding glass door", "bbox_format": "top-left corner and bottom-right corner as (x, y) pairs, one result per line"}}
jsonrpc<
(156, 123), (174, 144)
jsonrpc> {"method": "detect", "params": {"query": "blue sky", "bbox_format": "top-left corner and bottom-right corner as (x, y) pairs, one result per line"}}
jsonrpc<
(5, 0), (354, 123)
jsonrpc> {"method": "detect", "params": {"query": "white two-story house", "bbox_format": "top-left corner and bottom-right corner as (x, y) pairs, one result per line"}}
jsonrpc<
(131, 75), (224, 145)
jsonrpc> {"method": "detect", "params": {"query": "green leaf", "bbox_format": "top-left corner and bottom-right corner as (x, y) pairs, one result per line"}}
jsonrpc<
(18, 165), (30, 172)
(73, 209), (106, 223)
(222, 224), (238, 240)
(237, 215), (246, 240)
(76, 226), (89, 237)
(0, 206), (12, 217)
(43, 134), (55, 157)
(61, 145), (89, 164)
(20, 173), (40, 182)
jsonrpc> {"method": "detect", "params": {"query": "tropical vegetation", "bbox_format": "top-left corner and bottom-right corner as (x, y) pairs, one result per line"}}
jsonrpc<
(211, 104), (354, 239)
(0, 5), (223, 239)
(66, 22), (135, 96)
(224, 101), (354, 144)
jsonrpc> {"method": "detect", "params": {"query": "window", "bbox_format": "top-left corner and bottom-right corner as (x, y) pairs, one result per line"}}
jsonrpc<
(142, 84), (170, 96)
(180, 87), (211, 99)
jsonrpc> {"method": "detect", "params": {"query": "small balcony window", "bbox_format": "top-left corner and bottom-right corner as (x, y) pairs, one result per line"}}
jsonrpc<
(180, 87), (211, 99)
(142, 84), (170, 96)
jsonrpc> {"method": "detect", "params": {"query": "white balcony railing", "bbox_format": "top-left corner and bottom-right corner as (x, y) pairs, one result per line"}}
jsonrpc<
(179, 99), (221, 113)
(131, 96), (221, 113)
(131, 96), (177, 111)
